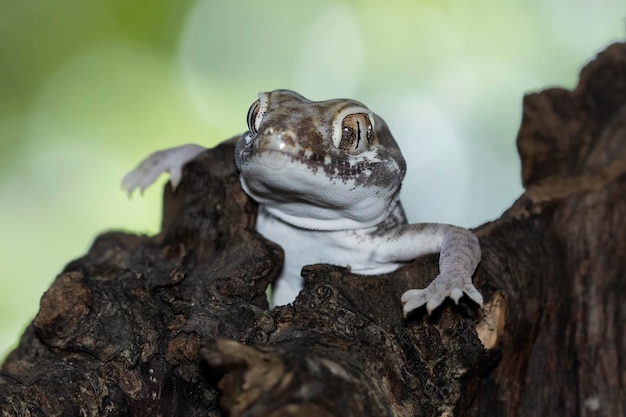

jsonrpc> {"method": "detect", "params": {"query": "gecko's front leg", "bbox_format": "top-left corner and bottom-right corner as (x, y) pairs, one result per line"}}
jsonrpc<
(377, 224), (482, 317)
(121, 144), (206, 196)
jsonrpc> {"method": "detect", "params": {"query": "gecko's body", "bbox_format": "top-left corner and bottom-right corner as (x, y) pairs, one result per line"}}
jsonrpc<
(255, 205), (406, 305)
(122, 90), (482, 316)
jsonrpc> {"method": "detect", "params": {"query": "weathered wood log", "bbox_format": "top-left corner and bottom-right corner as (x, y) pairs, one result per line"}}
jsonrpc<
(1, 42), (625, 417)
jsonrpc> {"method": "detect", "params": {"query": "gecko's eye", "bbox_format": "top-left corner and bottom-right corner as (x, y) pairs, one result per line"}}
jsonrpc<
(338, 113), (373, 155)
(246, 92), (271, 136)
(246, 99), (261, 134)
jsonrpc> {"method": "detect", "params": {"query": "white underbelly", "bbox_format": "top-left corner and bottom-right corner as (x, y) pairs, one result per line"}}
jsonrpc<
(255, 208), (401, 305)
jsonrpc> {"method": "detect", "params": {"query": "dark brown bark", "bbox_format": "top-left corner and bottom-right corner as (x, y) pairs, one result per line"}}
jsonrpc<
(2, 42), (625, 417)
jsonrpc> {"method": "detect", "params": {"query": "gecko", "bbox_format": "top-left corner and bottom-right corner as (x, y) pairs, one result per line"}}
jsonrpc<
(122, 89), (482, 317)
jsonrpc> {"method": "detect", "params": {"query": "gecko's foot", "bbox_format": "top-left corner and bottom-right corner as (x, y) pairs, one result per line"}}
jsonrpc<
(121, 144), (206, 196)
(401, 272), (483, 317)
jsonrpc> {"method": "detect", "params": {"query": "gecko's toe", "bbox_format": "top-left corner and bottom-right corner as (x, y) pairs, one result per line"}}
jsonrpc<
(400, 289), (420, 303)
(169, 167), (183, 190)
(121, 172), (140, 197)
(402, 298), (422, 317)
(449, 287), (464, 304)
(402, 288), (450, 316)
(401, 289), (429, 317)
(402, 274), (484, 316)
(120, 144), (206, 198)
(464, 284), (484, 306)
(425, 297), (444, 315)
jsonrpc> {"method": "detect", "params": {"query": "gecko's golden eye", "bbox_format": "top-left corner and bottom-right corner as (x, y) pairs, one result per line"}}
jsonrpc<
(246, 93), (271, 135)
(246, 99), (261, 134)
(339, 113), (373, 154)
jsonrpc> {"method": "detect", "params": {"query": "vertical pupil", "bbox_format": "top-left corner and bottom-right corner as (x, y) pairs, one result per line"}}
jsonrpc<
(247, 100), (262, 133)
(338, 112), (371, 153)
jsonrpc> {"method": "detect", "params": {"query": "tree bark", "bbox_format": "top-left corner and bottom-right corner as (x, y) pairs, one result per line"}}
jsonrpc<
(2, 42), (625, 417)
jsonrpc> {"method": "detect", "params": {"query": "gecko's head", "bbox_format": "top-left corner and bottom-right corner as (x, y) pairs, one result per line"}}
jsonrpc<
(235, 89), (406, 230)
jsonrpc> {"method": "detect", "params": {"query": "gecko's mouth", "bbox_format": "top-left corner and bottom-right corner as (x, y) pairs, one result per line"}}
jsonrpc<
(250, 149), (332, 176)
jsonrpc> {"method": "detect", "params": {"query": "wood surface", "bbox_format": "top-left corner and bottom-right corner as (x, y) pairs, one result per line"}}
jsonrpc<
(2, 42), (625, 417)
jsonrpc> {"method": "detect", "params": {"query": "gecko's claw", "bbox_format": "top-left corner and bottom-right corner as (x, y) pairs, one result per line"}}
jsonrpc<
(463, 284), (484, 307)
(121, 165), (162, 197)
(425, 297), (444, 315)
(120, 144), (206, 197)
(169, 166), (183, 190)
(449, 287), (464, 304)
(401, 289), (423, 307)
(401, 273), (483, 317)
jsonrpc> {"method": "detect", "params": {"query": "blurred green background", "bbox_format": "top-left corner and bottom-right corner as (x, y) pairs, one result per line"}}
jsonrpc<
(0, 0), (623, 358)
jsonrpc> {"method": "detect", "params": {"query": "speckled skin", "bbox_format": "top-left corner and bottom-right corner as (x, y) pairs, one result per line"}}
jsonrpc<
(122, 90), (483, 316)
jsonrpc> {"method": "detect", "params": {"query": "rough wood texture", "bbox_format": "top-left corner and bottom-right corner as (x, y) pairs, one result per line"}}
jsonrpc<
(2, 42), (625, 417)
